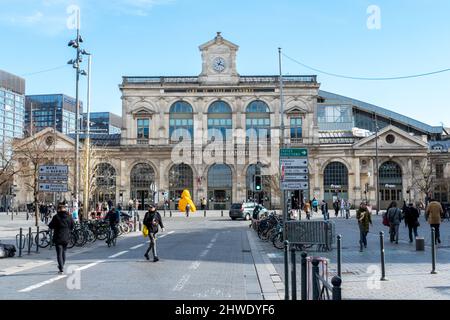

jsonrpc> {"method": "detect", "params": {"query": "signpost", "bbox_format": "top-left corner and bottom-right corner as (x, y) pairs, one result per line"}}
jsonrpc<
(38, 165), (69, 194)
(280, 148), (309, 191)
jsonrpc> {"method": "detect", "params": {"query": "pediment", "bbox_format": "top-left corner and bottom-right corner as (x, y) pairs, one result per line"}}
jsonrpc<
(286, 106), (308, 114)
(199, 32), (239, 51)
(132, 106), (156, 117)
(353, 125), (428, 150)
(14, 128), (75, 151)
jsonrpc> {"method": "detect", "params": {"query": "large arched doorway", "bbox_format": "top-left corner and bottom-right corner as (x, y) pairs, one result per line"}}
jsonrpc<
(130, 163), (156, 210)
(246, 164), (271, 207)
(379, 161), (403, 210)
(323, 162), (349, 207)
(207, 164), (232, 210)
(93, 163), (116, 206)
(168, 164), (194, 210)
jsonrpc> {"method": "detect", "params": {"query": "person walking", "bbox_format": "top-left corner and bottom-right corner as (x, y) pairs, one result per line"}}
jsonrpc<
(128, 199), (134, 215)
(356, 202), (372, 252)
(321, 200), (329, 220)
(104, 206), (120, 243)
(404, 203), (420, 243)
(426, 199), (444, 244)
(340, 198), (346, 218)
(345, 200), (351, 219)
(48, 203), (74, 274)
(143, 204), (165, 262)
(304, 201), (311, 220)
(387, 201), (403, 244)
(185, 203), (191, 217)
(333, 199), (340, 218)
(312, 198), (319, 213)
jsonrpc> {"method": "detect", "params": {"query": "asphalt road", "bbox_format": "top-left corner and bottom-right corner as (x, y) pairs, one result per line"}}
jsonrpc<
(0, 217), (264, 300)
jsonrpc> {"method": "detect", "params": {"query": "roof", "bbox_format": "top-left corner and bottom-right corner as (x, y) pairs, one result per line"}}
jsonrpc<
(429, 140), (450, 152)
(318, 90), (443, 135)
(0, 70), (25, 95)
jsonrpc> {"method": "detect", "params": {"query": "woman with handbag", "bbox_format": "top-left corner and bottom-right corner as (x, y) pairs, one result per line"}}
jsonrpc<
(404, 203), (420, 243)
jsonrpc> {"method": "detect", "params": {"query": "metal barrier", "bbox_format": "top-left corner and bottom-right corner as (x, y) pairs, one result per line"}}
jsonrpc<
(311, 258), (342, 300)
(285, 221), (335, 251)
(307, 256), (329, 300)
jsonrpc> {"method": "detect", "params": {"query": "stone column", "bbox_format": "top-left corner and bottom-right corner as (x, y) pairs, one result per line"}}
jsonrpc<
(353, 158), (361, 205)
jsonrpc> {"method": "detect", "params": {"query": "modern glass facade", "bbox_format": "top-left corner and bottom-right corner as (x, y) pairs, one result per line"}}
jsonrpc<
(83, 112), (122, 135)
(317, 105), (353, 131)
(25, 94), (82, 135)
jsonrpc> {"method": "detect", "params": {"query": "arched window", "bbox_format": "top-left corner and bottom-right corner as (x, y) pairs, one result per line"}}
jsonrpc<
(169, 101), (193, 142)
(169, 164), (194, 203)
(208, 101), (232, 141)
(246, 100), (270, 140)
(379, 161), (402, 184)
(323, 162), (349, 206)
(130, 163), (156, 210)
(93, 163), (116, 204)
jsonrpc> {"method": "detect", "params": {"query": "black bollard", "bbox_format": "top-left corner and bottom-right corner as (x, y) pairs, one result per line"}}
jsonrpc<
(221, 210), (223, 217)
(431, 227), (437, 274)
(337, 234), (342, 278)
(28, 227), (32, 255)
(49, 229), (53, 249)
(164, 209), (166, 218)
(311, 259), (320, 300)
(284, 240), (290, 300)
(134, 216), (137, 232)
(170, 210), (172, 218)
(19, 228), (23, 257)
(36, 226), (39, 253)
(139, 222), (142, 232)
(291, 247), (297, 300)
(380, 232), (388, 281)
(331, 276), (342, 300)
(301, 252), (307, 300)
(204, 210), (206, 218)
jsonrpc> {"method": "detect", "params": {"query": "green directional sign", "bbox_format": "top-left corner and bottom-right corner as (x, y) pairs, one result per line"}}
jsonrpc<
(280, 148), (308, 157)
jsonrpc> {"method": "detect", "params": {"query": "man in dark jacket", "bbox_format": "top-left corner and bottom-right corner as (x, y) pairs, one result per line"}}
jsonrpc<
(48, 203), (74, 274)
(387, 201), (403, 244)
(404, 203), (420, 243)
(143, 204), (165, 262)
(321, 200), (329, 220)
(104, 207), (120, 240)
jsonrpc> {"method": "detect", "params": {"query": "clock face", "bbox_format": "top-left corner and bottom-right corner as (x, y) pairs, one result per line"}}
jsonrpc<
(212, 57), (226, 73)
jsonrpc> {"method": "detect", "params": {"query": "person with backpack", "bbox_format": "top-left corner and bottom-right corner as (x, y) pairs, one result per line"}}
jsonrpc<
(404, 203), (420, 243)
(387, 201), (403, 244)
(312, 198), (319, 213)
(104, 207), (120, 243)
(304, 201), (311, 220)
(48, 203), (74, 274)
(356, 202), (372, 252)
(143, 204), (165, 262)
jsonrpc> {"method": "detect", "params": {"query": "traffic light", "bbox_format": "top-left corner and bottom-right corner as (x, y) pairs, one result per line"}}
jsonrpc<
(254, 175), (262, 191)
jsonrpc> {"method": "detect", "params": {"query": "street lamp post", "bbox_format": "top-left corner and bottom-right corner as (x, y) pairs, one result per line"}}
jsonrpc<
(374, 113), (380, 215)
(67, 11), (89, 217)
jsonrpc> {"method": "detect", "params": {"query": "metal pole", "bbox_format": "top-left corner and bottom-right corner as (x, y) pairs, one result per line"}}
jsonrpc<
(374, 114), (380, 215)
(284, 240), (290, 300)
(221, 210), (223, 217)
(312, 259), (320, 300)
(19, 228), (23, 257)
(301, 252), (307, 300)
(36, 226), (39, 253)
(431, 227), (437, 274)
(331, 276), (342, 300)
(170, 210), (172, 218)
(204, 210), (206, 218)
(380, 231), (387, 281)
(28, 227), (32, 255)
(74, 11), (81, 222)
(337, 234), (342, 278)
(133, 215), (137, 232)
(290, 247), (297, 300)
(83, 54), (92, 219)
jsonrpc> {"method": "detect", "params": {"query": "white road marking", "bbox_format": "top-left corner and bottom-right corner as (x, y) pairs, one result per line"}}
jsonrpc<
(189, 261), (201, 270)
(206, 243), (213, 249)
(108, 251), (128, 259)
(19, 275), (67, 293)
(167, 231), (175, 235)
(130, 244), (144, 250)
(199, 250), (209, 257)
(173, 274), (191, 291)
(77, 260), (106, 271)
(158, 234), (167, 238)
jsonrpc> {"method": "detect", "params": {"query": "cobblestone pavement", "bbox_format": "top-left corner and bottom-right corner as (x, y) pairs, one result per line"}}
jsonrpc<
(256, 211), (450, 300)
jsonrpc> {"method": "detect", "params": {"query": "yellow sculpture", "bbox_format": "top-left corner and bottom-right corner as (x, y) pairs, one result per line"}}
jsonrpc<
(178, 189), (197, 213)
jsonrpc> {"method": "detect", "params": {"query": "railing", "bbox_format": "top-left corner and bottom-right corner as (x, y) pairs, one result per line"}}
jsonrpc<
(285, 220), (335, 252)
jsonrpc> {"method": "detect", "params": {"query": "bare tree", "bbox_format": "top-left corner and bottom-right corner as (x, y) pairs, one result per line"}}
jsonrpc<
(14, 133), (54, 227)
(0, 140), (22, 189)
(412, 157), (434, 200)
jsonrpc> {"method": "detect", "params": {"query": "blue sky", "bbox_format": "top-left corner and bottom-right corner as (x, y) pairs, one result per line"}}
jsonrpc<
(1, 0), (449, 127)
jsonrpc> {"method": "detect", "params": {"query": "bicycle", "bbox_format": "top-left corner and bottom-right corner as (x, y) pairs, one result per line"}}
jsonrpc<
(35, 229), (52, 248)
(106, 224), (118, 247)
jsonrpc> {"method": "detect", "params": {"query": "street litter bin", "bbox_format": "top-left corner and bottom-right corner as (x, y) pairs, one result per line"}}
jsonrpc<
(416, 237), (425, 251)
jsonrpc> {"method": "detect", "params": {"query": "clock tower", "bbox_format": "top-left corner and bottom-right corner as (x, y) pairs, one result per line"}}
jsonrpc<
(198, 32), (240, 85)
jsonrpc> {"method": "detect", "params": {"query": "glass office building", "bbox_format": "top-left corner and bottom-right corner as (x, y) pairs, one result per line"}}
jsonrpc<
(82, 112), (122, 135)
(25, 94), (83, 135)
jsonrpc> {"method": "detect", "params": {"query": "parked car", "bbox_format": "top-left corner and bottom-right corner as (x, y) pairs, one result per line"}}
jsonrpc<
(229, 202), (266, 221)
